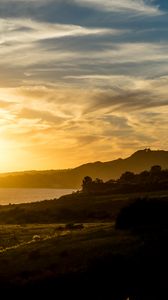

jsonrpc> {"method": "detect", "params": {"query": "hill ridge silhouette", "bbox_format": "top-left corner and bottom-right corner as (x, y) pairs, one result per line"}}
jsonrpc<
(0, 149), (168, 188)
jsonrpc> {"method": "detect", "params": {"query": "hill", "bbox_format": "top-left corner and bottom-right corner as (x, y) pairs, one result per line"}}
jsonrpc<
(0, 149), (168, 188)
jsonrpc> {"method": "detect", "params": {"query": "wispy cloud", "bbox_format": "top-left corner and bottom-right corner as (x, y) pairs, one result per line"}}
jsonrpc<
(0, 17), (126, 69)
(0, 17), (120, 44)
(74, 0), (162, 16)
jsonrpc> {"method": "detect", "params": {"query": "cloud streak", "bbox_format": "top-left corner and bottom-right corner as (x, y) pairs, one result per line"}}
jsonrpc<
(0, 17), (120, 44)
(74, 0), (162, 15)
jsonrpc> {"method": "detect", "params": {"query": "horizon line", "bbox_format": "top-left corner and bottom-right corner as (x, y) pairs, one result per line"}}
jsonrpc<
(0, 148), (166, 174)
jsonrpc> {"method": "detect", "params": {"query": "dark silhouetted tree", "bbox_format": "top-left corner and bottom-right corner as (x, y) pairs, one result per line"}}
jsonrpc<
(150, 165), (162, 174)
(82, 176), (93, 193)
(119, 171), (135, 183)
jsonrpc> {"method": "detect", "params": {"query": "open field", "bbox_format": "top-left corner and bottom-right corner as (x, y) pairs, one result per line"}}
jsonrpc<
(0, 222), (140, 298)
(0, 222), (114, 250)
(0, 190), (168, 298)
(0, 189), (168, 224)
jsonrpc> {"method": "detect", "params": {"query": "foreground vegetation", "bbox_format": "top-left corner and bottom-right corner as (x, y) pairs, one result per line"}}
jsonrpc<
(0, 189), (167, 225)
(0, 189), (167, 299)
(0, 222), (141, 298)
(82, 165), (168, 194)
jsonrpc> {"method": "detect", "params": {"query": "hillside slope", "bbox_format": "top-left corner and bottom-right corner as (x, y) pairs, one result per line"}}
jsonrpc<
(0, 149), (168, 188)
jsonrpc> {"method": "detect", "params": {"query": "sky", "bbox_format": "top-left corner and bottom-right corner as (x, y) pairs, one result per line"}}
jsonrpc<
(0, 0), (168, 172)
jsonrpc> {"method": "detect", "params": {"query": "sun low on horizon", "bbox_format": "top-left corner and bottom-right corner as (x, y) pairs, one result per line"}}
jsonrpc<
(0, 0), (168, 172)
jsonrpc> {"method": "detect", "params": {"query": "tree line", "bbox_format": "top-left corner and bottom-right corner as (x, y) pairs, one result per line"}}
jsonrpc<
(82, 165), (168, 194)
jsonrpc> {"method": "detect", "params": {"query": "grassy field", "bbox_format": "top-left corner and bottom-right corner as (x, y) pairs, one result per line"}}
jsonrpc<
(0, 189), (168, 224)
(0, 222), (114, 250)
(0, 222), (141, 298)
(0, 190), (168, 298)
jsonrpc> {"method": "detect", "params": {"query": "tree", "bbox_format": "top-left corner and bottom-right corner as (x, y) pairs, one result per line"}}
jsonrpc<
(95, 178), (103, 184)
(82, 176), (93, 192)
(150, 165), (162, 174)
(119, 171), (135, 183)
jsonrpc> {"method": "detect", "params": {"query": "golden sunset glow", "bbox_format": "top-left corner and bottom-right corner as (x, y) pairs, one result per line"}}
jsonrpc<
(0, 2), (168, 298)
(0, 0), (167, 172)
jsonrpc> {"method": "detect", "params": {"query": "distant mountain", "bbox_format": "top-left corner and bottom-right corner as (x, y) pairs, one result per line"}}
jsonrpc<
(0, 149), (168, 189)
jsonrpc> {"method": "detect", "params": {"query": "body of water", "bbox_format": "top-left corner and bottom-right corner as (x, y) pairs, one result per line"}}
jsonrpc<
(0, 188), (75, 205)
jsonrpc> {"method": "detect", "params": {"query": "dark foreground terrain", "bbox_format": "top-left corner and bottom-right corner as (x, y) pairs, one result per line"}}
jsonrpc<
(0, 190), (168, 299)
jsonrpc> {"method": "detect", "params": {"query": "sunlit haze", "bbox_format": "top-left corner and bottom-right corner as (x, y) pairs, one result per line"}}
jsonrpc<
(0, 0), (168, 172)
